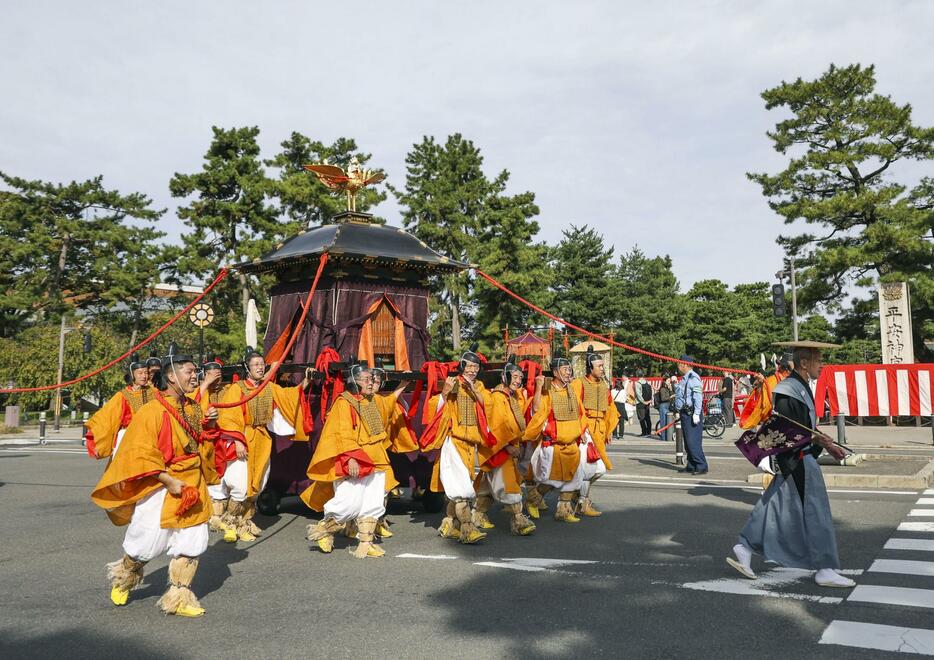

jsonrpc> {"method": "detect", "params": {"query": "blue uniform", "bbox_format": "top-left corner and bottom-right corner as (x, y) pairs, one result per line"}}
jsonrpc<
(675, 370), (707, 471)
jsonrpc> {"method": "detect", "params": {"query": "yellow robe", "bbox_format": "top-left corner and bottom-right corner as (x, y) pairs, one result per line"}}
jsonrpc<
(216, 380), (310, 498)
(376, 392), (420, 454)
(571, 376), (619, 470)
(475, 387), (530, 495)
(523, 385), (587, 482)
(300, 394), (399, 512)
(90, 396), (216, 528)
(85, 386), (152, 459)
(422, 380), (493, 493)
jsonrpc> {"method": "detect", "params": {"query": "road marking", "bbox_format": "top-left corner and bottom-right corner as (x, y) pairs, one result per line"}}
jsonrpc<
(603, 478), (919, 496)
(910, 510), (934, 516)
(926, 489), (934, 495)
(885, 538), (934, 552)
(849, 585), (934, 609)
(869, 559), (934, 577)
(919, 498), (934, 505)
(675, 567), (845, 604)
(475, 561), (546, 572)
(898, 522), (934, 533)
(397, 553), (457, 560)
(819, 620), (934, 655)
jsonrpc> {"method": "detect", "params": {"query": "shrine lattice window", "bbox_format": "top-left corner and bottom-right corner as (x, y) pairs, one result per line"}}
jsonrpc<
(372, 301), (396, 368)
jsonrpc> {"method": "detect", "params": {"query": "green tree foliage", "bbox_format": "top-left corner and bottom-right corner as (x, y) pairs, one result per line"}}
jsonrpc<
(393, 134), (511, 353)
(682, 280), (787, 371)
(0, 320), (128, 410)
(748, 63), (934, 359)
(169, 126), (283, 352)
(0, 173), (164, 338)
(611, 247), (686, 375)
(472, 191), (552, 357)
(265, 132), (386, 227)
(550, 225), (615, 331)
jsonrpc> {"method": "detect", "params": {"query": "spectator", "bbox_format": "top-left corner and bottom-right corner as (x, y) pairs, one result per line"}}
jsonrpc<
(656, 376), (675, 441)
(636, 371), (653, 437)
(611, 378), (627, 439)
(738, 372), (753, 396)
(624, 374), (637, 424)
(719, 373), (735, 427)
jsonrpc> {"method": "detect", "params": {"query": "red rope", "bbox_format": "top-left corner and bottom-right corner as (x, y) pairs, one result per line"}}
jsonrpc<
(0, 268), (231, 393)
(474, 268), (754, 376)
(212, 254), (328, 409)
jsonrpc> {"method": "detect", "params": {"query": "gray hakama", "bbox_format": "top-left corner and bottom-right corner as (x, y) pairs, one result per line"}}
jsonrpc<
(738, 453), (840, 570)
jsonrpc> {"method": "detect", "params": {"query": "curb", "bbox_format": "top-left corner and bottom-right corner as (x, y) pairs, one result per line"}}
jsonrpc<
(745, 456), (934, 489)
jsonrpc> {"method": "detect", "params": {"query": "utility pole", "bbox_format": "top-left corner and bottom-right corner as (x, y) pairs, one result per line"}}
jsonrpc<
(776, 257), (799, 341)
(54, 315), (66, 431)
(789, 255), (798, 342)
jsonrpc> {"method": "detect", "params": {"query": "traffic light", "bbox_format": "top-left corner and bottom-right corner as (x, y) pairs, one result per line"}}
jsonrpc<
(771, 283), (786, 317)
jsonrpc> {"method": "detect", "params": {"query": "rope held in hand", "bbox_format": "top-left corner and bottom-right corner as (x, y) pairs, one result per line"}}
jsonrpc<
(211, 254), (328, 409)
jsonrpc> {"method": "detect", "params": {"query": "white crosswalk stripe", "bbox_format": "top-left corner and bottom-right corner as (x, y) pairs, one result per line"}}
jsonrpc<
(821, 489), (934, 655)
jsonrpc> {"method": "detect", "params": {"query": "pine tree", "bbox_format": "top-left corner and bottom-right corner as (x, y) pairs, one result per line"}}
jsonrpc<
(550, 225), (615, 331)
(611, 247), (685, 375)
(392, 134), (501, 353)
(748, 63), (934, 359)
(265, 132), (385, 227)
(472, 190), (551, 356)
(169, 126), (281, 345)
(0, 173), (164, 338)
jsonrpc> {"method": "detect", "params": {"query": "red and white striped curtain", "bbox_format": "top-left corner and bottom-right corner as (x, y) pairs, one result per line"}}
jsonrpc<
(814, 364), (934, 417)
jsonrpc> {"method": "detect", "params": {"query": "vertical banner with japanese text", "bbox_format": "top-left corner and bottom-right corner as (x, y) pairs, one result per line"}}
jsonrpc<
(878, 282), (915, 364)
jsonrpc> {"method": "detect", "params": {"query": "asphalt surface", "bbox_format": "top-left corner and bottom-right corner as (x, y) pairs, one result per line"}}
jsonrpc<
(1, 446), (932, 659)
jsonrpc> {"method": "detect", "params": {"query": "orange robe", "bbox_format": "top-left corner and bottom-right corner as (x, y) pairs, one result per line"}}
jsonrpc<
(376, 392), (420, 454)
(571, 376), (619, 470)
(300, 393), (399, 512)
(216, 380), (311, 497)
(90, 396), (217, 528)
(740, 372), (785, 429)
(523, 385), (587, 482)
(85, 386), (153, 459)
(421, 379), (494, 493)
(475, 386), (531, 495)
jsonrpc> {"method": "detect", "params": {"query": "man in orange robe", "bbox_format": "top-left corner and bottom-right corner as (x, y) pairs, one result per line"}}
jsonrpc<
(194, 358), (232, 536)
(523, 350), (587, 523)
(740, 356), (792, 429)
(569, 347), (619, 517)
(302, 363), (399, 558)
(85, 354), (152, 461)
(420, 345), (495, 545)
(369, 364), (412, 539)
(473, 357), (537, 536)
(215, 347), (312, 543)
(90, 350), (218, 617)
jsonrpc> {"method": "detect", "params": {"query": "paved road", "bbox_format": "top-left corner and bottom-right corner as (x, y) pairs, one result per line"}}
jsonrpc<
(2, 446), (934, 658)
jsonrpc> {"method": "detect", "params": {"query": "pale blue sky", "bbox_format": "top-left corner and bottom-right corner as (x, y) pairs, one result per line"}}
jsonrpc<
(2, 0), (931, 293)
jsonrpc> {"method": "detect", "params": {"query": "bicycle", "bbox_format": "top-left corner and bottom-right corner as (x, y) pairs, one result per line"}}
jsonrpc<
(703, 396), (726, 438)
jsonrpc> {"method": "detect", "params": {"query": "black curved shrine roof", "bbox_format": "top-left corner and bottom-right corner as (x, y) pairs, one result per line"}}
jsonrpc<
(236, 219), (467, 274)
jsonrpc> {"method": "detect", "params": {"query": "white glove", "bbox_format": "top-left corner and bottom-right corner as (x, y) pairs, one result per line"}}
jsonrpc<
(692, 413), (700, 425)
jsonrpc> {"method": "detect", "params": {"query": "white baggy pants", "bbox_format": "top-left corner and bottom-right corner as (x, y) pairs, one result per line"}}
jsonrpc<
(439, 437), (476, 500)
(579, 441), (607, 497)
(478, 464), (522, 505)
(531, 444), (585, 492)
(122, 489), (209, 561)
(323, 471), (387, 523)
(206, 458), (269, 503)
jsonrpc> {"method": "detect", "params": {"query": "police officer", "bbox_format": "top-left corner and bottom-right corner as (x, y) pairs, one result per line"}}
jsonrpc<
(675, 355), (707, 474)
